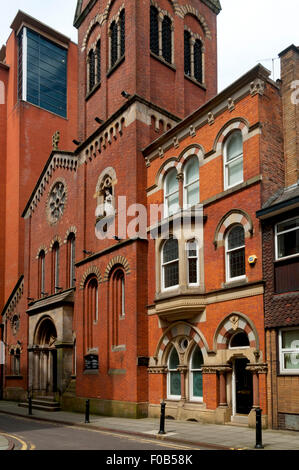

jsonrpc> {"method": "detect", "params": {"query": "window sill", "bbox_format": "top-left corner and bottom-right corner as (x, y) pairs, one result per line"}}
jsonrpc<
(222, 277), (248, 289)
(184, 74), (206, 90)
(274, 254), (299, 264)
(85, 81), (101, 101)
(150, 51), (176, 72)
(107, 55), (125, 78)
(83, 369), (99, 375)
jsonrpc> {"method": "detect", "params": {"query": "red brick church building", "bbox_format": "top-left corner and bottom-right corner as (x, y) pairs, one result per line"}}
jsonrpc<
(0, 0), (298, 430)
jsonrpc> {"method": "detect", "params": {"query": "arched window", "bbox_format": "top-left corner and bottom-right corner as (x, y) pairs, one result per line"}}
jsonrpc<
(162, 238), (179, 290)
(52, 242), (60, 294)
(229, 331), (250, 349)
(120, 9), (125, 57)
(167, 346), (181, 399)
(110, 21), (118, 68)
(162, 16), (172, 63)
(84, 276), (99, 352)
(194, 39), (203, 83)
(96, 40), (101, 84)
(110, 10), (125, 69)
(187, 240), (199, 286)
(183, 156), (199, 207)
(38, 250), (46, 298)
(88, 49), (95, 91)
(190, 346), (203, 401)
(150, 6), (159, 55)
(164, 168), (179, 217)
(67, 233), (76, 288)
(184, 30), (191, 76)
(112, 269), (125, 347)
(224, 131), (243, 189)
(225, 225), (246, 281)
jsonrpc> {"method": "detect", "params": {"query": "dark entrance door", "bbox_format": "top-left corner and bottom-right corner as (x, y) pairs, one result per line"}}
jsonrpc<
(235, 358), (253, 414)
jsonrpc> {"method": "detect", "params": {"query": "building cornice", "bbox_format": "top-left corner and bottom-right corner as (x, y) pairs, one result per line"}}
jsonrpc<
(142, 64), (273, 161)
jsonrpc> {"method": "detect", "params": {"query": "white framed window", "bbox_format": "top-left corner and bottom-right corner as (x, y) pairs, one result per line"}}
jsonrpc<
(275, 216), (299, 261)
(189, 346), (203, 402)
(162, 238), (179, 291)
(225, 225), (246, 282)
(224, 131), (243, 189)
(279, 328), (299, 374)
(167, 346), (181, 400)
(187, 240), (199, 286)
(183, 156), (199, 208)
(164, 169), (179, 217)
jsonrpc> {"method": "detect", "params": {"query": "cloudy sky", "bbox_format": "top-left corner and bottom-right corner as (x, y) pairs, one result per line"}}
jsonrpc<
(0, 0), (298, 91)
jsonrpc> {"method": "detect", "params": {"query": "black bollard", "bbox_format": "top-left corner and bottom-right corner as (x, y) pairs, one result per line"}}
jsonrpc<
(255, 407), (264, 449)
(158, 401), (166, 435)
(28, 395), (33, 416)
(85, 399), (90, 423)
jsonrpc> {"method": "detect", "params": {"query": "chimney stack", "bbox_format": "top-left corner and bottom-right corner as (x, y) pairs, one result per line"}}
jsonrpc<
(279, 45), (299, 188)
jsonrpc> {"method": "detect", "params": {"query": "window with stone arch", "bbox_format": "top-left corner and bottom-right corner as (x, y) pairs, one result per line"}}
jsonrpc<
(225, 224), (246, 282)
(162, 237), (179, 291)
(111, 267), (126, 348)
(167, 345), (181, 399)
(164, 168), (179, 217)
(224, 130), (244, 189)
(183, 156), (199, 208)
(189, 345), (204, 402)
(109, 9), (125, 69)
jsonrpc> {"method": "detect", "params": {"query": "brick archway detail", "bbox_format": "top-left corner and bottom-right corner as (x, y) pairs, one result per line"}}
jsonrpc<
(154, 321), (208, 366)
(214, 313), (258, 351)
(213, 209), (254, 248)
(103, 256), (131, 281)
(80, 266), (102, 289)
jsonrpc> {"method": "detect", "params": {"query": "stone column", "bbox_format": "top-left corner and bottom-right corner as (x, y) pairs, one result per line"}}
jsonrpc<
(246, 363), (268, 408)
(178, 366), (188, 401)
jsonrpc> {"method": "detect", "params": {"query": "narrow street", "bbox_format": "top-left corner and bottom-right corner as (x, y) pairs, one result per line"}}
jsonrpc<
(0, 414), (202, 451)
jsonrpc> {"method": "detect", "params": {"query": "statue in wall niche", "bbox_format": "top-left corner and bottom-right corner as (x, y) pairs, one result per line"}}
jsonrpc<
(104, 187), (114, 217)
(96, 175), (115, 220)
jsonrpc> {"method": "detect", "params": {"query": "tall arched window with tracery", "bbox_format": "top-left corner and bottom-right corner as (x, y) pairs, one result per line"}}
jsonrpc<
(111, 268), (125, 347)
(38, 250), (46, 298)
(162, 16), (172, 63)
(194, 39), (203, 83)
(51, 242), (60, 294)
(150, 6), (159, 55)
(167, 346), (181, 399)
(96, 40), (101, 84)
(84, 276), (99, 353)
(67, 233), (76, 288)
(110, 10), (125, 69)
(189, 345), (203, 401)
(88, 49), (95, 92)
(183, 156), (199, 207)
(184, 30), (191, 76)
(164, 168), (179, 217)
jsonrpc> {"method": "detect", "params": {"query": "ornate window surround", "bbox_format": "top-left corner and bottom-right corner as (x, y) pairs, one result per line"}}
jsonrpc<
(108, 5), (125, 71)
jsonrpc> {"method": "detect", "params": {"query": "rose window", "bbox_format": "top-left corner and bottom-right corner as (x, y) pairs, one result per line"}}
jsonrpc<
(48, 182), (66, 223)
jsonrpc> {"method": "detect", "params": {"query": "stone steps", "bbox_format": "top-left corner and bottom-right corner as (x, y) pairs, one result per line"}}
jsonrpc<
(18, 396), (61, 412)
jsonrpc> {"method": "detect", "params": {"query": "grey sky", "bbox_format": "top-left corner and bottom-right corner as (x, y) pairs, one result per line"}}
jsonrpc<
(0, 0), (298, 91)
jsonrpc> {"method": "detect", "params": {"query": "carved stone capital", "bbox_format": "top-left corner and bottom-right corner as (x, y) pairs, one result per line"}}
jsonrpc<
(245, 363), (268, 374)
(250, 79), (265, 97)
(148, 366), (167, 374)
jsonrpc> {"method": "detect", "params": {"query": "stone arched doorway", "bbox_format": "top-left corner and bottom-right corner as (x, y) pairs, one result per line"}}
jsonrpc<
(32, 317), (58, 395)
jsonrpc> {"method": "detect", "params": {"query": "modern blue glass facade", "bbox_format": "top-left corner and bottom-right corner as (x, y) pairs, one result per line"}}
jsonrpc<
(18, 28), (67, 118)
